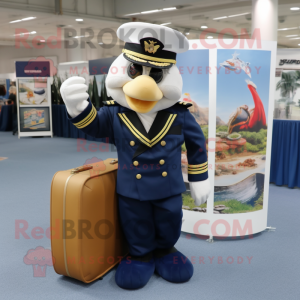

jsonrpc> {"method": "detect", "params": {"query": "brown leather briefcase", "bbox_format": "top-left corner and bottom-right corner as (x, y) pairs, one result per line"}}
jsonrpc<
(50, 158), (127, 283)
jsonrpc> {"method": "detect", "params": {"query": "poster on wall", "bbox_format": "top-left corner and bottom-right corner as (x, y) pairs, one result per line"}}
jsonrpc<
(274, 69), (300, 120)
(19, 107), (50, 132)
(214, 49), (271, 214)
(18, 79), (48, 105)
(180, 40), (277, 238)
(176, 49), (209, 214)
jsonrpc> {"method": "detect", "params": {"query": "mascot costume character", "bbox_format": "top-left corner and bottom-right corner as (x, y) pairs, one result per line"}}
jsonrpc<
(60, 22), (211, 289)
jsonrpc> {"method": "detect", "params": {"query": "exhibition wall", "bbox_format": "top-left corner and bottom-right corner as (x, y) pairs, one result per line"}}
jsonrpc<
(0, 44), (123, 74)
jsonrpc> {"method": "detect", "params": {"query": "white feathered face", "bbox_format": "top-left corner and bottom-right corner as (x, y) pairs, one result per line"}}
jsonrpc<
(105, 54), (183, 114)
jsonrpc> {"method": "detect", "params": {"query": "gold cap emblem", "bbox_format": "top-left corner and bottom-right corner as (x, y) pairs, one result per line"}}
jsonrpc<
(144, 40), (160, 54)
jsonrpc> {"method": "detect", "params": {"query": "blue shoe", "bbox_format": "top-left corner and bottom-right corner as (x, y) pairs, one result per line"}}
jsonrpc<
(154, 247), (194, 283)
(115, 254), (155, 289)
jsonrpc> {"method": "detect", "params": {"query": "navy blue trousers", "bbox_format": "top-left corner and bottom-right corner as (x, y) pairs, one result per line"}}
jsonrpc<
(118, 194), (183, 256)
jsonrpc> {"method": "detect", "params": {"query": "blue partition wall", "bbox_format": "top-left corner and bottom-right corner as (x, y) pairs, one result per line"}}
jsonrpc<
(270, 120), (300, 188)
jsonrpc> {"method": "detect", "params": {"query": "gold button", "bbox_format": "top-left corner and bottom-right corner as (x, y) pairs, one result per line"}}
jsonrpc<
(130, 141), (135, 146)
(161, 141), (166, 146)
(133, 161), (139, 166)
(136, 174), (142, 179)
(162, 171), (167, 177)
(159, 159), (165, 165)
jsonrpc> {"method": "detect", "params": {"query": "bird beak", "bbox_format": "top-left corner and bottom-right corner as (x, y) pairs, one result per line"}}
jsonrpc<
(123, 75), (163, 113)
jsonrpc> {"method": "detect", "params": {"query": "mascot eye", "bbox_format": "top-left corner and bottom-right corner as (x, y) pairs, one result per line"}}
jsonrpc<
(128, 63), (143, 79)
(149, 68), (163, 83)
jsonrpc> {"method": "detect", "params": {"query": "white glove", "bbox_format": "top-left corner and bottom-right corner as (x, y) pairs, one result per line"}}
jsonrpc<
(60, 77), (89, 118)
(190, 178), (211, 206)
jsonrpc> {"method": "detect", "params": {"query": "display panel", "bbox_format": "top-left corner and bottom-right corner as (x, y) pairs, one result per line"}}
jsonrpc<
(18, 78), (48, 105)
(19, 107), (50, 132)
(177, 49), (209, 214)
(180, 40), (277, 237)
(15, 61), (53, 138)
(214, 49), (271, 214)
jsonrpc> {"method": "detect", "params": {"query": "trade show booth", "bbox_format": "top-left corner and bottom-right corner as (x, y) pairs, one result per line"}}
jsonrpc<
(270, 48), (300, 188)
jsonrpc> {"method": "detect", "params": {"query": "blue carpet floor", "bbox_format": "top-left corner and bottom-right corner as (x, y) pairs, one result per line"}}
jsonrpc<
(0, 132), (299, 300)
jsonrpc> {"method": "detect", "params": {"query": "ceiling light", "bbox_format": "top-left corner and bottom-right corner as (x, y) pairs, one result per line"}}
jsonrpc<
(13, 33), (27, 36)
(160, 23), (171, 26)
(10, 20), (22, 23)
(207, 36), (214, 39)
(141, 10), (162, 14)
(22, 17), (36, 21)
(290, 37), (300, 40)
(186, 32), (190, 35)
(13, 31), (36, 36)
(99, 42), (103, 44)
(213, 16), (227, 20)
(124, 12), (140, 16)
(201, 25), (208, 29)
(298, 44), (300, 46)
(278, 27), (298, 31)
(163, 7), (176, 11)
(286, 35), (298, 37)
(290, 7), (300, 11)
(228, 12), (250, 18)
(76, 18), (83, 21)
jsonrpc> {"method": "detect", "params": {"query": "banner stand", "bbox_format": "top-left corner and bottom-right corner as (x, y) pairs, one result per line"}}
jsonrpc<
(15, 61), (53, 138)
(179, 40), (277, 238)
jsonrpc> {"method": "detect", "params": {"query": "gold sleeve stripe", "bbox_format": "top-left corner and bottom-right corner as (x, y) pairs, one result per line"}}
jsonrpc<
(188, 165), (207, 170)
(75, 107), (97, 129)
(73, 106), (96, 126)
(74, 106), (97, 129)
(188, 168), (208, 175)
(188, 162), (208, 168)
(188, 167), (207, 172)
(76, 110), (96, 129)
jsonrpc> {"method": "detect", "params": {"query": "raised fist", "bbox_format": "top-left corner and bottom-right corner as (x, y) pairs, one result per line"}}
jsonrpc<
(60, 77), (89, 118)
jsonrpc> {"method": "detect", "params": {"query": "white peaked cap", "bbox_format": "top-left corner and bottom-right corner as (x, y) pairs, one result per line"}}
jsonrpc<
(117, 22), (189, 69)
(117, 22), (189, 53)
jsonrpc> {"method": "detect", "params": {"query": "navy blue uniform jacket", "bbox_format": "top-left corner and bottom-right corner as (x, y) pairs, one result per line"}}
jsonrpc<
(68, 100), (208, 201)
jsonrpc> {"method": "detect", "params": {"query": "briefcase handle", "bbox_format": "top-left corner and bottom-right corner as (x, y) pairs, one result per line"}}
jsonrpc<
(71, 165), (93, 174)
(71, 159), (118, 174)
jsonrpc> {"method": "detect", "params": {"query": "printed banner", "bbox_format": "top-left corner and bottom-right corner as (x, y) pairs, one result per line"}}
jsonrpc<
(15, 61), (50, 78)
(214, 49), (271, 214)
(177, 49), (209, 214)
